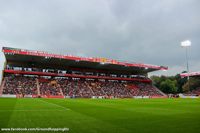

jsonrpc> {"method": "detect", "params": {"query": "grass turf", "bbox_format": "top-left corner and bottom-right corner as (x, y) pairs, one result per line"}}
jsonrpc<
(0, 98), (199, 133)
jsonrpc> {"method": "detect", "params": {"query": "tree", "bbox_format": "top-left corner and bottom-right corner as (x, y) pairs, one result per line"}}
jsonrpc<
(182, 77), (200, 92)
(150, 74), (200, 94)
(160, 79), (178, 94)
(174, 74), (187, 93)
(151, 75), (167, 89)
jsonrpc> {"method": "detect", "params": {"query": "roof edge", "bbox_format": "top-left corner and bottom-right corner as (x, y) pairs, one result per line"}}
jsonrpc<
(2, 47), (168, 71)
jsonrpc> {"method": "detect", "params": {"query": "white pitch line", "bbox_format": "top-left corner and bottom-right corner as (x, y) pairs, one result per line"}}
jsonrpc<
(0, 109), (66, 112)
(37, 99), (70, 111)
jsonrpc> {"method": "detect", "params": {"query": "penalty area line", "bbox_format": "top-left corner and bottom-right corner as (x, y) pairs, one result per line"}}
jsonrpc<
(37, 99), (70, 111)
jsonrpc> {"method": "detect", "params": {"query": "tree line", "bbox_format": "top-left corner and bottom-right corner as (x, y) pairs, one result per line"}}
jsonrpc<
(150, 73), (200, 94)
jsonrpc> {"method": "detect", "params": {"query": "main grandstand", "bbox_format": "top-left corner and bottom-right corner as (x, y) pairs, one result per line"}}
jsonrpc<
(0, 47), (168, 98)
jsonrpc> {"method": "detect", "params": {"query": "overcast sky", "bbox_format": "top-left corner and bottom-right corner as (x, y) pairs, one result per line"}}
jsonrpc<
(0, 0), (200, 78)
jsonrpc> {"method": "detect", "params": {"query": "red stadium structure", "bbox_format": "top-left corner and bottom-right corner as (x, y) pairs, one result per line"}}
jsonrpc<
(0, 47), (168, 98)
(180, 72), (200, 78)
(180, 72), (200, 96)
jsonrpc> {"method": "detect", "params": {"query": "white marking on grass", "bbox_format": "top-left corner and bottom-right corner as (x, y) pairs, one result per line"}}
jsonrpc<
(0, 109), (66, 112)
(37, 99), (70, 111)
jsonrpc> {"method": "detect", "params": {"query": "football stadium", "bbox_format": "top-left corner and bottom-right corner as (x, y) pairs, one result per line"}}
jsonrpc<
(0, 0), (200, 133)
(0, 47), (200, 133)
(0, 47), (168, 98)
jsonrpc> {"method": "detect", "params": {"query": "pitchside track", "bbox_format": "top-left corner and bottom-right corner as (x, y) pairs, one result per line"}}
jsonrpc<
(0, 98), (199, 133)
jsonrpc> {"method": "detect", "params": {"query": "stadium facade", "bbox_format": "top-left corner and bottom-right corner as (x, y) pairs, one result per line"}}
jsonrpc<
(0, 47), (168, 98)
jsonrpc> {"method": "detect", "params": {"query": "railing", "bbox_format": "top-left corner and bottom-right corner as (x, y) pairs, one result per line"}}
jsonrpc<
(152, 85), (167, 96)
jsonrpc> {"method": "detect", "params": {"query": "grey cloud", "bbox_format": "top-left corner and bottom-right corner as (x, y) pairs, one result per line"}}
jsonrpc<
(0, 0), (200, 77)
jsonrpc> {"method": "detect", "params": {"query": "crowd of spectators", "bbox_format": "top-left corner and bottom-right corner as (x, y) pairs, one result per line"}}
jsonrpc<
(190, 87), (200, 95)
(2, 75), (164, 98)
(3, 75), (37, 95)
(39, 82), (62, 96)
(135, 83), (163, 96)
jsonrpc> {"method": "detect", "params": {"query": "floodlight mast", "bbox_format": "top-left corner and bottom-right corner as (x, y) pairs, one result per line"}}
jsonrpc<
(181, 40), (191, 91)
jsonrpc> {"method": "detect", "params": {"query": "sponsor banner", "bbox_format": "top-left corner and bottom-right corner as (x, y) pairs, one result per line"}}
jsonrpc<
(0, 94), (16, 98)
(65, 96), (71, 98)
(24, 95), (32, 98)
(91, 96), (104, 99)
(133, 96), (150, 99)
(179, 96), (199, 98)
(150, 96), (168, 98)
(32, 95), (38, 98)
(92, 96), (97, 99)
(133, 96), (167, 99)
(32, 95), (65, 98)
(98, 96), (104, 99)
(178, 94), (199, 98)
(47, 95), (64, 98)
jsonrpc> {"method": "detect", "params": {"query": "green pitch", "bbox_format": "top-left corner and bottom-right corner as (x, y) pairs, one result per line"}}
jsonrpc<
(0, 98), (199, 133)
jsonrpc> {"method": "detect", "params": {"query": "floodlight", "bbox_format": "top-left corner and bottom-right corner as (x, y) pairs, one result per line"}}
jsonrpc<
(181, 40), (191, 47)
